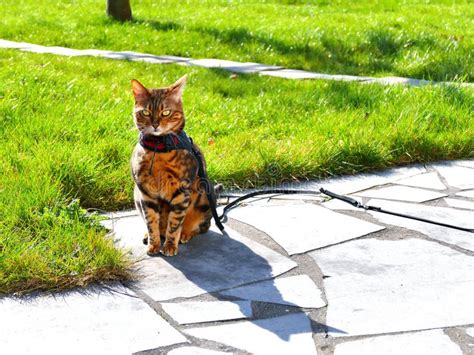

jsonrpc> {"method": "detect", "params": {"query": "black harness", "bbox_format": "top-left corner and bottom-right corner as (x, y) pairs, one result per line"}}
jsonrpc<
(139, 130), (194, 153)
(139, 131), (225, 232)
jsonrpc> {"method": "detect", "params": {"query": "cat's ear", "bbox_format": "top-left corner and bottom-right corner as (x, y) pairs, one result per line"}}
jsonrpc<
(167, 75), (187, 101)
(131, 79), (150, 103)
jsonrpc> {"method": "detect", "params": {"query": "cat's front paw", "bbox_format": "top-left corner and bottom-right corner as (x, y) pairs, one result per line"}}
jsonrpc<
(147, 243), (161, 256)
(162, 242), (179, 257)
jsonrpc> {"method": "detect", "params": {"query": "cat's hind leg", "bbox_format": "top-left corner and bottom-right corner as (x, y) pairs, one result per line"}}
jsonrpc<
(181, 189), (212, 243)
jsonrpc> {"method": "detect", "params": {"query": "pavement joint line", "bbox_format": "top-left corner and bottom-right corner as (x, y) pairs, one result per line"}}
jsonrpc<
(1, 38), (472, 87)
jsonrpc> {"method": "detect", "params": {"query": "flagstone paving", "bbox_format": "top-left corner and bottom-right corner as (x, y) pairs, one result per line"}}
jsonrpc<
(3, 159), (473, 354)
(108, 218), (297, 301)
(220, 275), (326, 309)
(456, 190), (474, 199)
(366, 199), (474, 251)
(445, 198), (474, 211)
(297, 164), (427, 195)
(226, 204), (385, 255)
(394, 171), (446, 190)
(432, 163), (474, 190)
(184, 313), (317, 355)
(0, 286), (187, 354)
(353, 185), (447, 203)
(161, 300), (252, 325)
(1, 39), (472, 88)
(167, 347), (228, 355)
(333, 330), (463, 355)
(310, 238), (474, 337)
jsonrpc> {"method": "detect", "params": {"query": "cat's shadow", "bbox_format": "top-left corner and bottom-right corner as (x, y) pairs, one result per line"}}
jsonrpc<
(155, 227), (345, 342)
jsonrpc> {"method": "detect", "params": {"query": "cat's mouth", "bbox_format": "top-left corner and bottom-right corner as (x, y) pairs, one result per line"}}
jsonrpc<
(151, 129), (163, 136)
(147, 127), (168, 136)
(147, 123), (180, 136)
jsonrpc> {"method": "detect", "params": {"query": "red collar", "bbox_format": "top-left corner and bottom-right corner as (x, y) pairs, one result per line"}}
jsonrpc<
(139, 131), (193, 152)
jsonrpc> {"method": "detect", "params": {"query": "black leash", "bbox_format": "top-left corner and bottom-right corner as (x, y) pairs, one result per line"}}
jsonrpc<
(213, 187), (474, 234)
(319, 188), (474, 233)
(218, 189), (321, 220)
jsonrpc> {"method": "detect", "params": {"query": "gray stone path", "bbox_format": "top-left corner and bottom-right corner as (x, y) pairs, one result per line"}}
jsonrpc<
(1, 39), (472, 87)
(333, 330), (463, 355)
(1, 159), (473, 354)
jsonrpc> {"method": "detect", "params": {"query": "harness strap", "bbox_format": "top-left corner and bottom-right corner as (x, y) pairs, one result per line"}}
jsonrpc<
(139, 131), (193, 152)
(190, 143), (225, 232)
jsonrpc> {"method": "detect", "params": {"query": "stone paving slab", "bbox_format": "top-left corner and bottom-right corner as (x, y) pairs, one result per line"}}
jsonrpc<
(168, 347), (229, 355)
(310, 238), (474, 337)
(220, 274), (326, 309)
(218, 193), (323, 210)
(297, 164), (426, 196)
(0, 288), (187, 354)
(367, 199), (474, 251)
(185, 312), (317, 355)
(99, 51), (178, 64)
(184, 59), (282, 73)
(354, 185), (447, 202)
(104, 215), (297, 300)
(432, 163), (474, 189)
(444, 197), (474, 210)
(394, 171), (446, 190)
(334, 329), (462, 355)
(266, 193), (324, 202)
(367, 76), (434, 87)
(456, 189), (474, 198)
(161, 300), (252, 325)
(227, 203), (384, 255)
(0, 39), (191, 64)
(451, 159), (474, 169)
(259, 69), (373, 82)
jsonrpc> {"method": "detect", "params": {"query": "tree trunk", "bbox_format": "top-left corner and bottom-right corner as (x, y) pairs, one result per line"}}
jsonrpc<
(107, 0), (132, 21)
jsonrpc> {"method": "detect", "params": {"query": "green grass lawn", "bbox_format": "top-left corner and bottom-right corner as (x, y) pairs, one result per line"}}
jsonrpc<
(0, 0), (473, 82)
(1, 48), (473, 294)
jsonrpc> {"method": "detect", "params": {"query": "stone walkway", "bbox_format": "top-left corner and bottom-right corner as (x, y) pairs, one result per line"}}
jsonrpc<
(1, 159), (473, 354)
(1, 39), (472, 88)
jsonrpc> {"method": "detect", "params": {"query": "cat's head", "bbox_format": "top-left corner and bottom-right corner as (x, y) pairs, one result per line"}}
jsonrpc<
(131, 75), (187, 136)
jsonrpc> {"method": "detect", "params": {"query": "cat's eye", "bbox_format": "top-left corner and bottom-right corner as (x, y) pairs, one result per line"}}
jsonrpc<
(141, 109), (151, 117)
(162, 110), (171, 117)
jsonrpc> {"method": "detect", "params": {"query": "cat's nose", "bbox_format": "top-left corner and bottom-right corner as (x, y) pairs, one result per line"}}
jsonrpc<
(152, 123), (159, 129)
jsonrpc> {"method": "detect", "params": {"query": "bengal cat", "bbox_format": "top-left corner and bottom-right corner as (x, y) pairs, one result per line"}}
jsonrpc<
(130, 76), (212, 256)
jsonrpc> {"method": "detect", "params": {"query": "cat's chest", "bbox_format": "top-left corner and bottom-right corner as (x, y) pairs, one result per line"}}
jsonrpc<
(132, 145), (197, 196)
